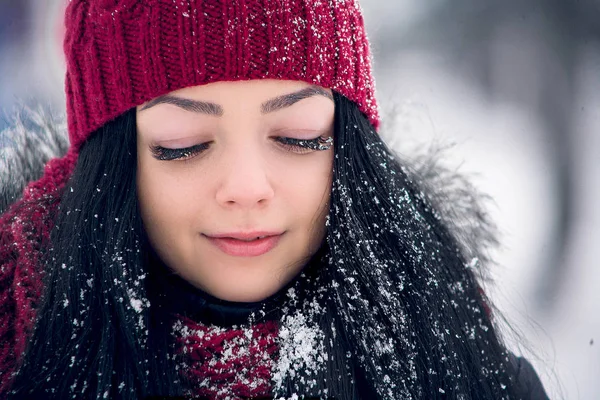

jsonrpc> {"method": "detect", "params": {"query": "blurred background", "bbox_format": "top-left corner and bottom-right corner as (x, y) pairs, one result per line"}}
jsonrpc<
(0, 0), (598, 398)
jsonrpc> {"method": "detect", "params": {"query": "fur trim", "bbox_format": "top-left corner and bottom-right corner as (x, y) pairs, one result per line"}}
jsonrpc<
(0, 107), (498, 276)
(377, 107), (500, 280)
(395, 141), (499, 280)
(0, 106), (69, 215)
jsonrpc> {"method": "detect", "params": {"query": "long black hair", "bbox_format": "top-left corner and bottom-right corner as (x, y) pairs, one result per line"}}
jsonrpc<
(7, 109), (181, 399)
(9, 92), (520, 399)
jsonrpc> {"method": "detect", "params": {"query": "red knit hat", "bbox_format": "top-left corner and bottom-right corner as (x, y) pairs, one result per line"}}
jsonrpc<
(64, 0), (379, 150)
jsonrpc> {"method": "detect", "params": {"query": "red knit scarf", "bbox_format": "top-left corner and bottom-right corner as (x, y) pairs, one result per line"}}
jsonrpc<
(174, 317), (279, 399)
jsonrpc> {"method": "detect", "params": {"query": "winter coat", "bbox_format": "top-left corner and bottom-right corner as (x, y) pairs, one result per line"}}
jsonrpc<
(0, 109), (549, 399)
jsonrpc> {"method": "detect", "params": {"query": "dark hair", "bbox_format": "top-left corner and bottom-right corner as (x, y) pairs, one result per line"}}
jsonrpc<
(9, 93), (519, 399)
(7, 109), (181, 399)
(273, 92), (520, 399)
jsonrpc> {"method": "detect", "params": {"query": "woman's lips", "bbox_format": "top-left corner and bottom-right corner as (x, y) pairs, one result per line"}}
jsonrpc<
(205, 233), (283, 257)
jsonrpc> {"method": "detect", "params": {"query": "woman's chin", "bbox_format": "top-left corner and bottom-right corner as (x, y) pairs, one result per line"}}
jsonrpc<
(213, 290), (275, 303)
(196, 279), (284, 303)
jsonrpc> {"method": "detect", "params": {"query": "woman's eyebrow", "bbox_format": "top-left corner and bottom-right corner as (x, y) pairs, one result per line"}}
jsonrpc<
(260, 86), (333, 114)
(139, 86), (333, 115)
(140, 96), (224, 115)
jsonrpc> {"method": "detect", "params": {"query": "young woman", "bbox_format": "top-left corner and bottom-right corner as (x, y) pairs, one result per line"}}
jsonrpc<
(0, 0), (548, 399)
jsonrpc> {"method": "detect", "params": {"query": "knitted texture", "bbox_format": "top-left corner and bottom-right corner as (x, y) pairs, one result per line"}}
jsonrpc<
(64, 0), (380, 150)
(0, 151), (77, 394)
(174, 317), (279, 399)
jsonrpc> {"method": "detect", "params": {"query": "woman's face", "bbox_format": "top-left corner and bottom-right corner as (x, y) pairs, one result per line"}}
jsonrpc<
(136, 80), (334, 302)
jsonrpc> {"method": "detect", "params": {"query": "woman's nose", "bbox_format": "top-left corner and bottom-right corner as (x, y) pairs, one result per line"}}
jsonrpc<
(214, 146), (275, 209)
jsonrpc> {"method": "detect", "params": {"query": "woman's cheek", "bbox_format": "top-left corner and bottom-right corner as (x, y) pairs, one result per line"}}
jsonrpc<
(138, 163), (181, 233)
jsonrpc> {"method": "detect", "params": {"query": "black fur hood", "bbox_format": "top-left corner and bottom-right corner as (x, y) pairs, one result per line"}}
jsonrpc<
(0, 107), (498, 277)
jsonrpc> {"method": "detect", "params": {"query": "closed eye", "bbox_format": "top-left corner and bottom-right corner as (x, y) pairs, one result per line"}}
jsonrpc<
(150, 143), (210, 161)
(149, 135), (333, 160)
(274, 136), (334, 154)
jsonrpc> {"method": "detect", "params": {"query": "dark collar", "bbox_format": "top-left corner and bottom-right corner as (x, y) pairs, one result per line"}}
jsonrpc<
(158, 270), (287, 327)
(148, 243), (326, 327)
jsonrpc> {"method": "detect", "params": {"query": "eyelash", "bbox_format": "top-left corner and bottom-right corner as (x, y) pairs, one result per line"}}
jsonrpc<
(150, 136), (333, 161)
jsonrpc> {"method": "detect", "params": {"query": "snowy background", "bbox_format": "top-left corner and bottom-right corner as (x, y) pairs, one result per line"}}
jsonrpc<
(0, 1), (598, 398)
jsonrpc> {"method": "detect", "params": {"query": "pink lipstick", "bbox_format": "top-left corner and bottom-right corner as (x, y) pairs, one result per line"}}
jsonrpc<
(204, 232), (283, 257)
